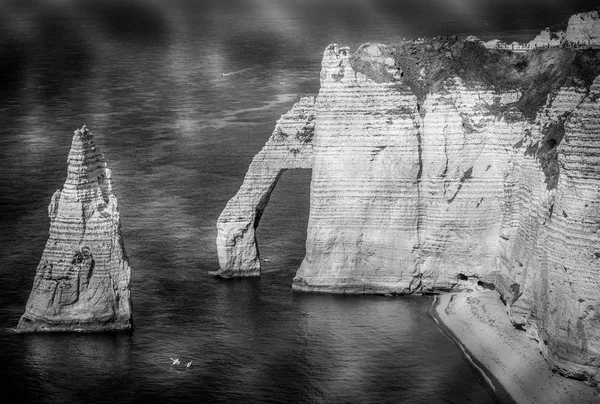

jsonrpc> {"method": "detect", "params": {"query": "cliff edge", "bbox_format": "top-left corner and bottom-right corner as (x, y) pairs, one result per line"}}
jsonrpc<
(216, 13), (600, 386)
(17, 126), (133, 332)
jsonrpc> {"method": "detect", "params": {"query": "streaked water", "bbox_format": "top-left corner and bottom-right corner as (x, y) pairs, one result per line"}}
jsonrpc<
(0, 1), (589, 402)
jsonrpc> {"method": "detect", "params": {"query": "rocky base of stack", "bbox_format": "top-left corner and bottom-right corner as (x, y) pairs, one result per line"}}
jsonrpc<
(291, 276), (459, 294)
(291, 280), (407, 294)
(17, 316), (131, 333)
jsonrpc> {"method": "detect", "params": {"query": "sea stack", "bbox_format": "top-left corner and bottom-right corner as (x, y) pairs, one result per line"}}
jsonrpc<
(17, 126), (132, 332)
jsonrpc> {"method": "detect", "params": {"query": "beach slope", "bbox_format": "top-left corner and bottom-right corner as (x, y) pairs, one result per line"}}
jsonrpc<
(435, 291), (598, 404)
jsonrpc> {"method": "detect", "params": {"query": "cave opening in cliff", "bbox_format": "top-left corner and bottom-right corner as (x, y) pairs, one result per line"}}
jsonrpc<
(254, 169), (312, 278)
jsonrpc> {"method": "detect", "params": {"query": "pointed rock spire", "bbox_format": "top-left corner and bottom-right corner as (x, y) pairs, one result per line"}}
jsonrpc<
(17, 126), (132, 332)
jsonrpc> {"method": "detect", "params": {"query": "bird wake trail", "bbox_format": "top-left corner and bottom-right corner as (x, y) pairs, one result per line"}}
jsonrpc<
(221, 67), (253, 76)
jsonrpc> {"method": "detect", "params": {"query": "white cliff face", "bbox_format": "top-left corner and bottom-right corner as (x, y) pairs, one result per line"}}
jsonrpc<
(488, 81), (600, 382)
(527, 28), (565, 48)
(214, 96), (315, 277)
(566, 11), (600, 45)
(17, 126), (132, 332)
(415, 80), (523, 289)
(513, 77), (600, 383)
(293, 43), (424, 293)
(292, 43), (529, 294)
(217, 35), (600, 383)
(527, 10), (600, 48)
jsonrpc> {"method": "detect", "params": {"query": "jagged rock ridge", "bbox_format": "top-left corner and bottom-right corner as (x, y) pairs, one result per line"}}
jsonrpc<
(216, 13), (600, 385)
(17, 126), (132, 332)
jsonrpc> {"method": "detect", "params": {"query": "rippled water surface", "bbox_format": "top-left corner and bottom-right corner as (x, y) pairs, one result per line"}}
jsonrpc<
(0, 1), (591, 402)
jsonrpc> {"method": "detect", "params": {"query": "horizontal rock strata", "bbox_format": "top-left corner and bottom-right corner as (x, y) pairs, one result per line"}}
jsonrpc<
(17, 126), (132, 332)
(498, 76), (600, 383)
(213, 96), (315, 277)
(292, 42), (531, 294)
(566, 11), (600, 45)
(217, 35), (600, 384)
(527, 10), (600, 48)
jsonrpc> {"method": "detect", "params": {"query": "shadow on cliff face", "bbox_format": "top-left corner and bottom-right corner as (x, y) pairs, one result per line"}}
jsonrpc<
(378, 38), (600, 119)
(515, 49), (600, 119)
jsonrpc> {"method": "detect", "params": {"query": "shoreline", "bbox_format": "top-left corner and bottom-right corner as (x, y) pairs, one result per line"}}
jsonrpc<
(433, 291), (598, 404)
(428, 295), (515, 404)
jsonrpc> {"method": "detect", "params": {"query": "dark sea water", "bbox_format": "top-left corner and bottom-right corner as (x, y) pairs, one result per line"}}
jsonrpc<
(0, 1), (594, 403)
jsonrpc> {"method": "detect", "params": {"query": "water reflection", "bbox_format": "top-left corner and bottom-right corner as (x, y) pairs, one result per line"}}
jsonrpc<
(75, 0), (170, 44)
(24, 333), (133, 403)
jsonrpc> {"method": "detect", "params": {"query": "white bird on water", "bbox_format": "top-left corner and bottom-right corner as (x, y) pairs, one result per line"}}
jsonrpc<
(186, 361), (193, 368)
(170, 358), (180, 365)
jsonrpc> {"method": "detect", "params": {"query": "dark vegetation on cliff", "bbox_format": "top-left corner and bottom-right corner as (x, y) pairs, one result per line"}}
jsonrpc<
(529, 119), (567, 189)
(399, 39), (599, 119)
(350, 38), (600, 191)
(548, 22), (568, 39)
(351, 37), (600, 120)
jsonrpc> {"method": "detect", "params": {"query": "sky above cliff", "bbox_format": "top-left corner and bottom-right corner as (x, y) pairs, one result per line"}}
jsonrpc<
(2, 0), (598, 36)
(1, 0), (598, 112)
(1, 0), (598, 105)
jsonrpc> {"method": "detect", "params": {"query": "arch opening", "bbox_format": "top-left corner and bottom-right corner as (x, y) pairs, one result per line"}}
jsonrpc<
(212, 96), (315, 278)
(255, 168), (312, 275)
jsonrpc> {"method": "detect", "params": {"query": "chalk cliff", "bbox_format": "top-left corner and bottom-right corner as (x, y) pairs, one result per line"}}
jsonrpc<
(528, 10), (600, 48)
(216, 14), (600, 385)
(214, 96), (314, 277)
(566, 10), (600, 45)
(17, 126), (132, 332)
(527, 28), (565, 48)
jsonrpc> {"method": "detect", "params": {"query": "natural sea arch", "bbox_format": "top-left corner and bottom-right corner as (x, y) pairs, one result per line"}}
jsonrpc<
(254, 169), (312, 273)
(212, 96), (315, 278)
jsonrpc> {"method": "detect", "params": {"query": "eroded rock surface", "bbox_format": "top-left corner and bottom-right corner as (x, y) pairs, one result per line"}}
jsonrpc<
(217, 14), (600, 385)
(566, 10), (600, 45)
(17, 126), (132, 332)
(214, 96), (315, 277)
(528, 10), (600, 48)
